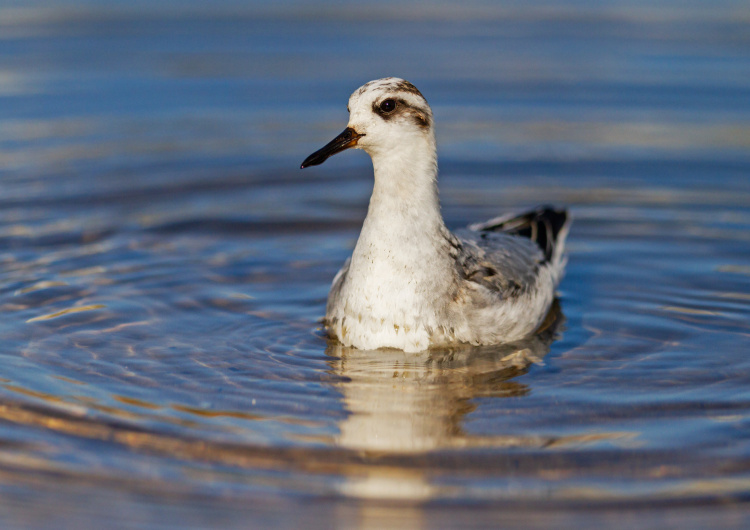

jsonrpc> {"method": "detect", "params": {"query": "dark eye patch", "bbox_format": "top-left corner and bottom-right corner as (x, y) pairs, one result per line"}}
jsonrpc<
(372, 97), (431, 129)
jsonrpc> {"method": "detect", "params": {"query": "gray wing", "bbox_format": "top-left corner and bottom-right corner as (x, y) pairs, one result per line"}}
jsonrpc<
(453, 228), (546, 297)
(452, 206), (569, 297)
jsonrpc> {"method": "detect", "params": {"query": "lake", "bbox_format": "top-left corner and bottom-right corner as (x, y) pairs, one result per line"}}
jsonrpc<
(1, 1), (749, 528)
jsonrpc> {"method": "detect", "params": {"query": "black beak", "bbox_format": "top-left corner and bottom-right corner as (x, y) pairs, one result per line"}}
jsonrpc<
(300, 127), (364, 169)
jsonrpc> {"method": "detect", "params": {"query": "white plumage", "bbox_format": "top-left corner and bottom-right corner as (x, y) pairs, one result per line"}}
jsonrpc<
(302, 78), (570, 352)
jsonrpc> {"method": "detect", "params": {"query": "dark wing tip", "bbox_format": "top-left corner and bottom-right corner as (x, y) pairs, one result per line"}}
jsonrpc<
(480, 205), (569, 263)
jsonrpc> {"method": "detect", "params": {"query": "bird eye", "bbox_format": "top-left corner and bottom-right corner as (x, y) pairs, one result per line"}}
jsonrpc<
(379, 99), (396, 113)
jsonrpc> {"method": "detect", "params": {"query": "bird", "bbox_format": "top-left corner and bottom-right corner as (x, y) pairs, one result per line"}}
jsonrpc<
(301, 77), (570, 353)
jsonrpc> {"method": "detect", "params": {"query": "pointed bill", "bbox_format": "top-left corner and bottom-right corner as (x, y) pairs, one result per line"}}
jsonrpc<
(300, 127), (364, 169)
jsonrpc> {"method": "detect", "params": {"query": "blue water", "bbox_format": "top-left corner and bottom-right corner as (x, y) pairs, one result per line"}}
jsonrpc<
(1, 1), (749, 528)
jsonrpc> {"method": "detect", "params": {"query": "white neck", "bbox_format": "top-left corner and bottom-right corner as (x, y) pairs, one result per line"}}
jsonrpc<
(365, 133), (444, 235)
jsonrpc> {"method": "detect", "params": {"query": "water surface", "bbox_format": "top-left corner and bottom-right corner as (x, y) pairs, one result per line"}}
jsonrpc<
(1, 1), (749, 528)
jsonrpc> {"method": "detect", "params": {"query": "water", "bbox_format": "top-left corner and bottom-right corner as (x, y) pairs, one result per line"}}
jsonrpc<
(1, 1), (749, 527)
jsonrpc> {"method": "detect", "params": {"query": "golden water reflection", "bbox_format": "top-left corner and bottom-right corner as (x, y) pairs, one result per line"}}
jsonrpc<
(328, 302), (562, 455)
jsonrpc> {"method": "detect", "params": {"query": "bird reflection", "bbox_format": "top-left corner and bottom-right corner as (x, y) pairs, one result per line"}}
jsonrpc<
(325, 301), (564, 501)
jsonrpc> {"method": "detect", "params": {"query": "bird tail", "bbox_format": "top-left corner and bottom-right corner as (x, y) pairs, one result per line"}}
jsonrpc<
(470, 205), (571, 279)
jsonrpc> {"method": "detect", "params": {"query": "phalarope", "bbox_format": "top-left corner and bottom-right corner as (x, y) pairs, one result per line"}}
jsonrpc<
(301, 77), (570, 352)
